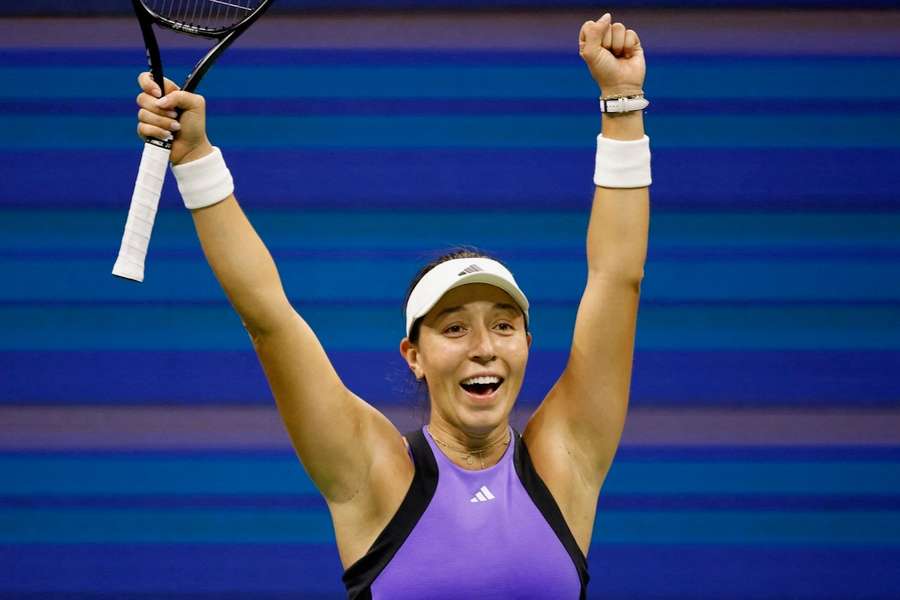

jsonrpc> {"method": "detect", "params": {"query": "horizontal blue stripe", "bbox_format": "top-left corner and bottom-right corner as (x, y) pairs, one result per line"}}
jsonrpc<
(3, 59), (900, 100)
(2, 303), (899, 352)
(0, 543), (345, 595)
(3, 544), (898, 598)
(594, 510), (900, 545)
(6, 114), (900, 149)
(0, 495), (326, 510)
(0, 507), (336, 543)
(3, 544), (900, 598)
(3, 149), (899, 210)
(5, 246), (900, 262)
(0, 457), (320, 495)
(3, 256), (900, 302)
(2, 298), (898, 309)
(3, 494), (898, 511)
(2, 350), (898, 407)
(4, 210), (900, 258)
(9, 97), (900, 117)
(1, 507), (898, 544)
(7, 445), (900, 461)
(0, 595), (333, 600)
(4, 48), (900, 67)
(4, 210), (900, 251)
(615, 445), (900, 462)
(3, 456), (899, 496)
(588, 545), (900, 599)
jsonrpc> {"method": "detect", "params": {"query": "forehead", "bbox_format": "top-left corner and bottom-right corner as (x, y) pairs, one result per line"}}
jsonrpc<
(425, 283), (521, 320)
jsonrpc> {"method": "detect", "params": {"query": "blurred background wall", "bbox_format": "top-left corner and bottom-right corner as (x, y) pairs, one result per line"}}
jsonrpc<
(1, 1), (899, 598)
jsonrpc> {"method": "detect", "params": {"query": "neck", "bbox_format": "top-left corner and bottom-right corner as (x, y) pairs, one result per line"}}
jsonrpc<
(427, 423), (511, 471)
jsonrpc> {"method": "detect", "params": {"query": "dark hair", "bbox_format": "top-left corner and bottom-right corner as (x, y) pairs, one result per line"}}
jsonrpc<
(403, 246), (523, 344)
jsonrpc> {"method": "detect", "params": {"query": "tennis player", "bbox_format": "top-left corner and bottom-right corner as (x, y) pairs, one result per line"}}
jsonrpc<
(135, 12), (649, 598)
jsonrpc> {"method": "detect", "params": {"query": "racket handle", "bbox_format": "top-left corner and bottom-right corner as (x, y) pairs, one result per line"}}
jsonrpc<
(112, 141), (171, 282)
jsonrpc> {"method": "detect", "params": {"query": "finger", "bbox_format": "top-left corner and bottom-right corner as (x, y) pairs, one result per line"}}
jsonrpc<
(137, 72), (181, 98)
(136, 92), (179, 119)
(138, 108), (181, 133)
(137, 122), (174, 142)
(601, 19), (613, 49)
(611, 22), (626, 55)
(154, 89), (205, 113)
(583, 13), (610, 46)
(624, 29), (640, 57)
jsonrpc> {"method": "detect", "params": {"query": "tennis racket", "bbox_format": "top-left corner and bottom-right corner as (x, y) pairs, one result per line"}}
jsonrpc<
(112, 0), (275, 283)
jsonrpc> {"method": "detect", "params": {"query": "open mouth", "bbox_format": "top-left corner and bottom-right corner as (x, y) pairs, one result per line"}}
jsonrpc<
(459, 376), (504, 397)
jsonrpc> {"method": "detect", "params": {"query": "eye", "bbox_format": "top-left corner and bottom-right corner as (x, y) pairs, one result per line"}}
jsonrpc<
(443, 324), (466, 335)
(495, 322), (514, 332)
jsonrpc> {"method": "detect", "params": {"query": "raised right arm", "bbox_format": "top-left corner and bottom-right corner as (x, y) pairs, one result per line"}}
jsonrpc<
(135, 73), (408, 505)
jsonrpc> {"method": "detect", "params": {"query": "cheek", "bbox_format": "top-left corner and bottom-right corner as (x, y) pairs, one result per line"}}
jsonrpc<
(419, 341), (465, 378)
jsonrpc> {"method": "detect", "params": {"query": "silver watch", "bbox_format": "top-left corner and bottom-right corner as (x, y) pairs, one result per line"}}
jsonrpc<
(599, 95), (649, 113)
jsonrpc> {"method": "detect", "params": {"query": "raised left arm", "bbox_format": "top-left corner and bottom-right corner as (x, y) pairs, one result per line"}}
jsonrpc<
(527, 14), (649, 495)
(554, 109), (648, 477)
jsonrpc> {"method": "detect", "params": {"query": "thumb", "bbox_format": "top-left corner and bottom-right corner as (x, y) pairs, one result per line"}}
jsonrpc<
(155, 89), (204, 112)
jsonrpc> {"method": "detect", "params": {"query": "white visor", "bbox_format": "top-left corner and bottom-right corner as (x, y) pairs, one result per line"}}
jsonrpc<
(405, 257), (529, 337)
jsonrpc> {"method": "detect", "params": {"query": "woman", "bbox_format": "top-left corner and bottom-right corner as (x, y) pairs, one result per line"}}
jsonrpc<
(135, 11), (649, 598)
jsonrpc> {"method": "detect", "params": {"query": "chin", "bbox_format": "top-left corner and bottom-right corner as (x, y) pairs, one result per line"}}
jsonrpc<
(456, 394), (513, 433)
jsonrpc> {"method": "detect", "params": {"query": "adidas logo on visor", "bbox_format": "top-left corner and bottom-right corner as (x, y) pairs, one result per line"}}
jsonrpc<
(457, 264), (484, 277)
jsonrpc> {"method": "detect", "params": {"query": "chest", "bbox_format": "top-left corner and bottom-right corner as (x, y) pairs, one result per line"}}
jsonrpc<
(370, 461), (581, 599)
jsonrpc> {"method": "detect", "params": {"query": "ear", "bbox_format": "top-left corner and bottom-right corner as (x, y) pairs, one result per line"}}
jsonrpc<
(526, 331), (533, 349)
(399, 337), (424, 380)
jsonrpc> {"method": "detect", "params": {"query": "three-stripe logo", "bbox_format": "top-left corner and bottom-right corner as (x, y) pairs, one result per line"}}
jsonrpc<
(469, 485), (495, 503)
(457, 264), (484, 277)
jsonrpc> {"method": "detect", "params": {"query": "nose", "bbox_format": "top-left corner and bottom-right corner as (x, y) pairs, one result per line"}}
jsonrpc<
(468, 324), (496, 362)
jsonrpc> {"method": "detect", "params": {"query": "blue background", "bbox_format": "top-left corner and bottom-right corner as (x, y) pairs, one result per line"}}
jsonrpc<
(1, 2), (899, 598)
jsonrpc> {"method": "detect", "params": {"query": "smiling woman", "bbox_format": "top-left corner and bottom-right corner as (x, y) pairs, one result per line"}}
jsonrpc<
(132, 10), (649, 599)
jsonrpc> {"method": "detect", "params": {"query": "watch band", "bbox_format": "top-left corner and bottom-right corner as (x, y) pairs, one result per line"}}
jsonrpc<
(599, 95), (649, 113)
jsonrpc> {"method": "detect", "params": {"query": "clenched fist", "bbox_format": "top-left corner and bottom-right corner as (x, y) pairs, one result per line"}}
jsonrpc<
(579, 13), (646, 99)
(135, 72), (213, 166)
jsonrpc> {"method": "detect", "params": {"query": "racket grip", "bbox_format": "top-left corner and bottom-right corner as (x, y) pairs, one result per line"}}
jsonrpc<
(112, 141), (171, 282)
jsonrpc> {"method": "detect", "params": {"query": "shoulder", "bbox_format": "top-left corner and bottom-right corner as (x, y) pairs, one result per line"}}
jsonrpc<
(329, 425), (416, 569)
(521, 411), (603, 555)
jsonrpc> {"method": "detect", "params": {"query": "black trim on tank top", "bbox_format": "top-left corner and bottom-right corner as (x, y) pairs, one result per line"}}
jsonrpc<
(341, 428), (438, 599)
(513, 430), (590, 600)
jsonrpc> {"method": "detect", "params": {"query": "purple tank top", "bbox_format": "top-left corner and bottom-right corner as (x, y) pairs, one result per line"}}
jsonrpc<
(342, 426), (587, 599)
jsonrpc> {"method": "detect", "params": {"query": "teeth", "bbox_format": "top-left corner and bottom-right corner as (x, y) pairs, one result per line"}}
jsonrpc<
(461, 376), (501, 386)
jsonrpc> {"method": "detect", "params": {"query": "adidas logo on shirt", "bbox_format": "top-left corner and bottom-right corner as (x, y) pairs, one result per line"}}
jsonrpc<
(469, 485), (496, 503)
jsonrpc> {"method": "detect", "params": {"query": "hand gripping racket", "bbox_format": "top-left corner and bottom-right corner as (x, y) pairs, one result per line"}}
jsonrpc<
(112, 0), (275, 283)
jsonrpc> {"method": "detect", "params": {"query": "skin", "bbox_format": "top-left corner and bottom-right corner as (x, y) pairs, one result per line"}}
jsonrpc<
(135, 11), (647, 570)
(400, 283), (532, 465)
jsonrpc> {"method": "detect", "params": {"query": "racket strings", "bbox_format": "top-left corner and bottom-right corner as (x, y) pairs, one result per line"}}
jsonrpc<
(143, 0), (264, 33)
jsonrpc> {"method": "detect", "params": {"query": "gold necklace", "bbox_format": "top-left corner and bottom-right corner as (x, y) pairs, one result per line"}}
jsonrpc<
(427, 426), (511, 470)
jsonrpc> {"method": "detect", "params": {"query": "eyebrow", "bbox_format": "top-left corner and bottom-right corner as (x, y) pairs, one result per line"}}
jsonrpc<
(433, 302), (521, 321)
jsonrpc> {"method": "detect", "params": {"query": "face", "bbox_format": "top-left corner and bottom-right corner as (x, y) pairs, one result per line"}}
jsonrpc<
(400, 283), (532, 437)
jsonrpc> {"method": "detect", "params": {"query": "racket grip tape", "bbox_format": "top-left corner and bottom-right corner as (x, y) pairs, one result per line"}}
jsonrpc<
(112, 141), (171, 282)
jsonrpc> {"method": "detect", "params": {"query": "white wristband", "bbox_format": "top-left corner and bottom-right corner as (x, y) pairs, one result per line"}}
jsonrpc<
(171, 146), (234, 210)
(593, 134), (652, 188)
